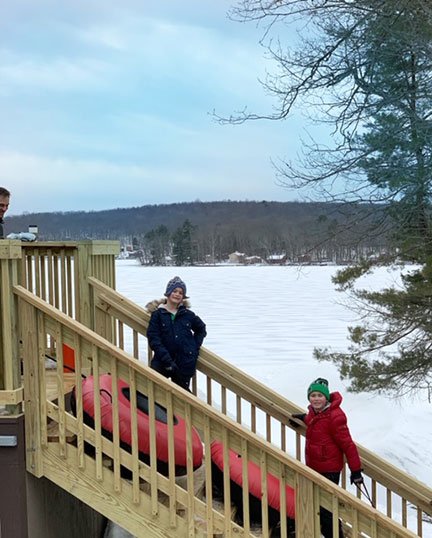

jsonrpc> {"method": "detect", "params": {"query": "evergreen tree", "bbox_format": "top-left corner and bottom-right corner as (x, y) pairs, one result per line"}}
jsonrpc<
(172, 220), (197, 266)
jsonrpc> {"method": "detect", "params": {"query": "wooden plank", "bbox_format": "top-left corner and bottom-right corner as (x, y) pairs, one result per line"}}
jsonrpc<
(73, 334), (85, 470)
(60, 249), (67, 313)
(1, 259), (14, 390)
(21, 299), (43, 477)
(0, 240), (22, 259)
(0, 387), (24, 405)
(56, 324), (67, 458)
(110, 356), (121, 492)
(185, 403), (195, 537)
(92, 345), (103, 480)
(260, 450), (270, 538)
(38, 312), (48, 447)
(87, 241), (120, 256)
(166, 391), (177, 527)
(66, 255), (74, 317)
(76, 242), (91, 328)
(296, 473), (316, 538)
(128, 367), (140, 505)
(241, 438), (251, 537)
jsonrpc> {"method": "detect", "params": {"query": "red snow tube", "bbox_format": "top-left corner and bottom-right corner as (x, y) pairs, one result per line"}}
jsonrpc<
(211, 440), (295, 519)
(75, 374), (203, 475)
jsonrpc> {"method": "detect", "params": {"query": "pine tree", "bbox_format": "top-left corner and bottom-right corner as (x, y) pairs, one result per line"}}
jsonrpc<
(172, 220), (197, 266)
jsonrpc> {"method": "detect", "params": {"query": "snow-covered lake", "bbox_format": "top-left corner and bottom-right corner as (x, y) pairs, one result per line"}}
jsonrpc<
(115, 260), (432, 495)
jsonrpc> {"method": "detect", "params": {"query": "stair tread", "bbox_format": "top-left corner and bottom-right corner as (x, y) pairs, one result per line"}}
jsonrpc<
(46, 420), (76, 443)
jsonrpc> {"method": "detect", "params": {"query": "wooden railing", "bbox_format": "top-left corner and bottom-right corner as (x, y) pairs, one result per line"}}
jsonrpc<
(89, 277), (432, 537)
(0, 240), (119, 412)
(16, 284), (417, 538)
(20, 241), (118, 328)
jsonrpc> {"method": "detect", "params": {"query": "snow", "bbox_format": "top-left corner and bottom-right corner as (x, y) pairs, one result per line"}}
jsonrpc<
(113, 260), (432, 536)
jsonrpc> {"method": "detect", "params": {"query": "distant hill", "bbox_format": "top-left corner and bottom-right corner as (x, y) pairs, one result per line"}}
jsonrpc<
(4, 200), (377, 238)
(4, 200), (389, 263)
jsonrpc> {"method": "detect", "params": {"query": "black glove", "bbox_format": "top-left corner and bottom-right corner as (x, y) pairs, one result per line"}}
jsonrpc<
(165, 361), (180, 377)
(289, 413), (306, 428)
(350, 470), (364, 485)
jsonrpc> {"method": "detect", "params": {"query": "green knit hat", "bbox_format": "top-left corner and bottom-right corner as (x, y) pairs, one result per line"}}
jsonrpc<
(307, 378), (330, 401)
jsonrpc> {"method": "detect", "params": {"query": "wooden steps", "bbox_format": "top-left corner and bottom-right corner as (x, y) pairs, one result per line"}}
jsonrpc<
(46, 419), (76, 443)
(44, 423), (290, 537)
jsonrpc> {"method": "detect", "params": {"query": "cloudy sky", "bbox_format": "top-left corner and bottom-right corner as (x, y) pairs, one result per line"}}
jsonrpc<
(0, 0), (312, 215)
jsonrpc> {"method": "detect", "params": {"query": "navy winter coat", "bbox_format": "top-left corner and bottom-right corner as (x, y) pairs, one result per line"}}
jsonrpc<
(146, 302), (207, 377)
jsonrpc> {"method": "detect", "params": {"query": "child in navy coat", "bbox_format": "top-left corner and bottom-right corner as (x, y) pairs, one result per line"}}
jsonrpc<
(146, 276), (206, 391)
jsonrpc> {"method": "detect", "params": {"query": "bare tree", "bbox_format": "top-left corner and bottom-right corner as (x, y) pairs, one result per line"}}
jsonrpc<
(225, 0), (432, 396)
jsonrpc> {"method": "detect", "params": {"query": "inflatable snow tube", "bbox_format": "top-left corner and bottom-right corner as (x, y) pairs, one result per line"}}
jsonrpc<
(210, 440), (295, 527)
(71, 374), (203, 476)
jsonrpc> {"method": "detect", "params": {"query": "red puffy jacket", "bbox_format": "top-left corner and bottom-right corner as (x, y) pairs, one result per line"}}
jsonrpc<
(304, 391), (361, 474)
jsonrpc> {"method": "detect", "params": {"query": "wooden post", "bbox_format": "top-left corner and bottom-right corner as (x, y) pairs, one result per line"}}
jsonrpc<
(0, 240), (22, 414)
(21, 299), (43, 477)
(75, 241), (119, 334)
(296, 473), (319, 538)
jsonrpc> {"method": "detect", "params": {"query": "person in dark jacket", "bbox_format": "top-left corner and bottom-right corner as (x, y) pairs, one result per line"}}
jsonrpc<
(146, 276), (206, 391)
(292, 378), (363, 538)
(0, 187), (11, 239)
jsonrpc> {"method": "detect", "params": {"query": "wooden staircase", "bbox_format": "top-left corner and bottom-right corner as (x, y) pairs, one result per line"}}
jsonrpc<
(47, 389), (275, 538)
(13, 281), (429, 537)
(0, 240), (428, 538)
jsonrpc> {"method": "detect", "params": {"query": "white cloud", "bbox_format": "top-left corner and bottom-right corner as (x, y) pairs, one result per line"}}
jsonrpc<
(0, 50), (112, 92)
(0, 1), (305, 215)
(0, 151), (149, 184)
(72, 12), (268, 101)
(0, 135), (293, 216)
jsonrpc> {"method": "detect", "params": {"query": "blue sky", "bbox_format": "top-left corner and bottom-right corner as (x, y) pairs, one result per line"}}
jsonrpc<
(0, 0), (310, 215)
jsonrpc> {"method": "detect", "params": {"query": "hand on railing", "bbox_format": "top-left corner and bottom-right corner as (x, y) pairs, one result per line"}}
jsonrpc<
(288, 413), (306, 428)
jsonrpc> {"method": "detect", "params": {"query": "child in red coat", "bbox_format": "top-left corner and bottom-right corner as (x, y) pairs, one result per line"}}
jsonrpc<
(294, 378), (363, 538)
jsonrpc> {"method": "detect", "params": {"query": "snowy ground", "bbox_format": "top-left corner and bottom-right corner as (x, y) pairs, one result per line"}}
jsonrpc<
(113, 260), (432, 536)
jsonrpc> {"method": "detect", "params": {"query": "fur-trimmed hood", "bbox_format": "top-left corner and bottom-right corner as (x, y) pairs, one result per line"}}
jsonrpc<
(145, 298), (191, 313)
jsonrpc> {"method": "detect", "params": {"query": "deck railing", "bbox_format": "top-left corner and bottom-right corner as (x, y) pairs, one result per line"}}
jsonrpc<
(16, 284), (417, 538)
(88, 276), (432, 537)
(20, 240), (118, 328)
(0, 240), (119, 412)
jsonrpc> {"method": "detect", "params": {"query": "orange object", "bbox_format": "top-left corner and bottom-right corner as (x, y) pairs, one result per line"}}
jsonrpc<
(63, 344), (75, 372)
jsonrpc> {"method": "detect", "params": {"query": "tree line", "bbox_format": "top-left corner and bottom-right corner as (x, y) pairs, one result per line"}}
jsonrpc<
(5, 200), (391, 265)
